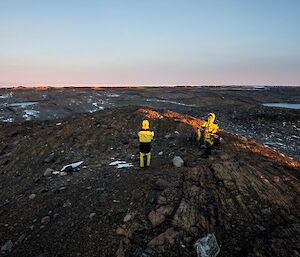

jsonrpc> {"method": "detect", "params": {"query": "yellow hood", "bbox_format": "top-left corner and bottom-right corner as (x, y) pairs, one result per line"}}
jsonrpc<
(142, 120), (150, 130)
(208, 113), (216, 124)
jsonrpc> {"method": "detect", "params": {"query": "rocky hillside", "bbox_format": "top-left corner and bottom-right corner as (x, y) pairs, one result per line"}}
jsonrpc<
(0, 106), (299, 257)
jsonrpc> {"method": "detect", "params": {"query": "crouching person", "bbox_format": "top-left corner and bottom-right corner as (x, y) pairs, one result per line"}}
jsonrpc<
(197, 113), (219, 157)
(138, 120), (154, 168)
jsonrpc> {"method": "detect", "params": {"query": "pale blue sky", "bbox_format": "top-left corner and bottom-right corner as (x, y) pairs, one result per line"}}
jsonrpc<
(0, 0), (300, 86)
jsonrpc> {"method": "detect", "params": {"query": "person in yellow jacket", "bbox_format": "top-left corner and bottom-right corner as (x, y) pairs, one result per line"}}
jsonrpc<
(138, 120), (154, 167)
(196, 113), (219, 156)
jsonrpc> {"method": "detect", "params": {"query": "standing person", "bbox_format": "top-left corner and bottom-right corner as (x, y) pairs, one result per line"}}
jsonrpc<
(138, 120), (154, 167)
(197, 113), (219, 157)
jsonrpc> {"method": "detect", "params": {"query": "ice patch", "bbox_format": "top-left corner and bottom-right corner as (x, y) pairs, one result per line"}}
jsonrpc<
(0, 117), (14, 123)
(0, 92), (13, 99)
(89, 105), (104, 113)
(91, 103), (104, 109)
(109, 160), (133, 169)
(107, 94), (120, 98)
(7, 102), (38, 107)
(23, 110), (39, 120)
(146, 99), (196, 107)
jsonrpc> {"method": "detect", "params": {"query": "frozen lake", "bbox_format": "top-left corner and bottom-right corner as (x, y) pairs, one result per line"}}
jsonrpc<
(263, 103), (300, 109)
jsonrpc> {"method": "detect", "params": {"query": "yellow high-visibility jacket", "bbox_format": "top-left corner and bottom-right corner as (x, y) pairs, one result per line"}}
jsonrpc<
(199, 113), (219, 145)
(138, 130), (154, 143)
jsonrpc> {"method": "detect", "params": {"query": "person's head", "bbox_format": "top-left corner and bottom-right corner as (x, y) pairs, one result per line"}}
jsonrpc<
(142, 120), (150, 130)
(208, 113), (216, 123)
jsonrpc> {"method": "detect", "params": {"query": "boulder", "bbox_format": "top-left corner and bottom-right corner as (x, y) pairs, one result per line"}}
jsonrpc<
(148, 228), (178, 248)
(148, 210), (165, 227)
(157, 196), (167, 205)
(156, 205), (174, 216)
(123, 214), (132, 223)
(1, 240), (13, 252)
(164, 133), (172, 139)
(89, 213), (96, 219)
(29, 194), (36, 200)
(172, 156), (184, 167)
(43, 168), (53, 177)
(116, 227), (127, 236)
(116, 240), (125, 257)
(154, 179), (171, 190)
(172, 200), (199, 232)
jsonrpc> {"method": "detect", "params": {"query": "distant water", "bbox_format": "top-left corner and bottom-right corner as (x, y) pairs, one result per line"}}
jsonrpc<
(7, 102), (38, 107)
(263, 103), (300, 109)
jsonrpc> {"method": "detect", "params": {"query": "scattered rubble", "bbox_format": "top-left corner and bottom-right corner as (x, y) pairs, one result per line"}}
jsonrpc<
(0, 105), (299, 257)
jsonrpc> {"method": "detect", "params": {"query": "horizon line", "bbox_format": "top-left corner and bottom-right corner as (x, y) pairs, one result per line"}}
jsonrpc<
(0, 84), (299, 89)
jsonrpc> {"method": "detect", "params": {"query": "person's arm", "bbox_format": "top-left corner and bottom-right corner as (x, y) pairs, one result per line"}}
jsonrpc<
(213, 124), (219, 133)
(151, 131), (154, 139)
(208, 125), (217, 135)
(138, 131), (141, 141)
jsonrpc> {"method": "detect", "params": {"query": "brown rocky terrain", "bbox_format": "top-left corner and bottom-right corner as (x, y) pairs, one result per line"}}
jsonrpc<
(0, 106), (299, 257)
(0, 86), (299, 160)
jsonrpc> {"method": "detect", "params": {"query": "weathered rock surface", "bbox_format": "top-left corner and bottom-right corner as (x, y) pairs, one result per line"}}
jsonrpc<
(43, 168), (53, 177)
(148, 210), (165, 227)
(148, 228), (178, 248)
(0, 105), (299, 257)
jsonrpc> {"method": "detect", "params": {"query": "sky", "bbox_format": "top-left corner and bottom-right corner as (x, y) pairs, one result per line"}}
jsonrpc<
(0, 0), (300, 86)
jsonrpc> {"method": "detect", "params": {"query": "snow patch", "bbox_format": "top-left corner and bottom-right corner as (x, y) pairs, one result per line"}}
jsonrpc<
(91, 103), (104, 110)
(0, 117), (14, 123)
(109, 160), (133, 169)
(7, 102), (38, 107)
(23, 110), (40, 120)
(146, 99), (196, 107)
(61, 161), (84, 171)
(0, 92), (13, 99)
(107, 94), (120, 98)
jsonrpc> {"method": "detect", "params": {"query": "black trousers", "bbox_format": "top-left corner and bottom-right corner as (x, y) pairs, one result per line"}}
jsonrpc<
(140, 142), (151, 153)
